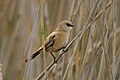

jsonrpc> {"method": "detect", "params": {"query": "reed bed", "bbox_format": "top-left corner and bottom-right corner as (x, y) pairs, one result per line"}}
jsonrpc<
(0, 0), (120, 80)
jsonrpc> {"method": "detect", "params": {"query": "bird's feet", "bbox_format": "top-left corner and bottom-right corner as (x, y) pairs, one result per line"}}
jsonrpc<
(62, 48), (68, 52)
(50, 52), (58, 64)
(54, 58), (58, 64)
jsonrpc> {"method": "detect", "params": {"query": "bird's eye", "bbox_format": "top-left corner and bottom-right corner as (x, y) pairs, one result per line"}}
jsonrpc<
(51, 35), (55, 39)
(66, 23), (74, 27)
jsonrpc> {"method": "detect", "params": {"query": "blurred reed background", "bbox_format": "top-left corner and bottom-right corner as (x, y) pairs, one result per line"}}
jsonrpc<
(0, 0), (120, 80)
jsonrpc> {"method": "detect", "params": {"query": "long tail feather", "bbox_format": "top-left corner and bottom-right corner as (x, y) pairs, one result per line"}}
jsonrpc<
(24, 47), (43, 62)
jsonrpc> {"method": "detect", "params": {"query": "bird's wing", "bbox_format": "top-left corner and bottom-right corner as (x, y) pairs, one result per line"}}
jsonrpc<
(45, 34), (55, 49)
(31, 34), (56, 60)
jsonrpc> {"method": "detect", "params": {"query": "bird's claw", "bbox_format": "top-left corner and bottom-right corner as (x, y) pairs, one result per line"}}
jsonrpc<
(62, 48), (68, 52)
(54, 58), (58, 64)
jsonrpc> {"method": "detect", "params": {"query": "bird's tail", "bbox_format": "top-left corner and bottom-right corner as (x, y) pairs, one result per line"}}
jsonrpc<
(24, 47), (43, 62)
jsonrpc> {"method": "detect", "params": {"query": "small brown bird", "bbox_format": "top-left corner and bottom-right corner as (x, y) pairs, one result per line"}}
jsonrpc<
(25, 20), (74, 62)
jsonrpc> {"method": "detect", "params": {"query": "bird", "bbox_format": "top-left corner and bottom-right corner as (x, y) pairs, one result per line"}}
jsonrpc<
(25, 20), (74, 63)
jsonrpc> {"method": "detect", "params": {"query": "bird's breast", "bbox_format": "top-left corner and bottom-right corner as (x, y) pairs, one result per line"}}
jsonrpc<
(54, 35), (69, 52)
(48, 32), (69, 52)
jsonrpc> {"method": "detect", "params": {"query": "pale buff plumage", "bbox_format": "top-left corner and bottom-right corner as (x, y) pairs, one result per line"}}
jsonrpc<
(25, 20), (74, 62)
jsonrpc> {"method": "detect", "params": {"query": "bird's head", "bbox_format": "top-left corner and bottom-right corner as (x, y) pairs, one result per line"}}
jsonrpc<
(56, 20), (74, 32)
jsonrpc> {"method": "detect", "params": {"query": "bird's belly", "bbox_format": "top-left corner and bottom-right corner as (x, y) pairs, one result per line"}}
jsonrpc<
(50, 36), (68, 52)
